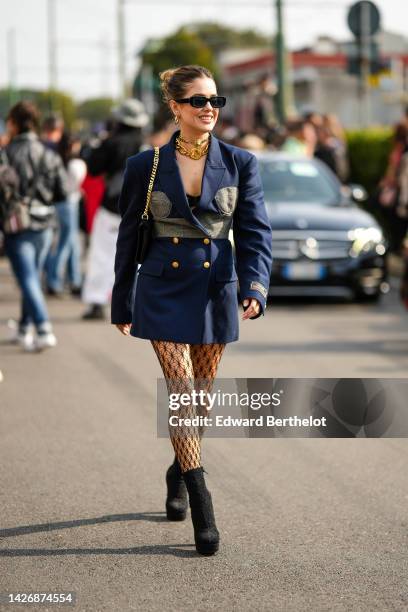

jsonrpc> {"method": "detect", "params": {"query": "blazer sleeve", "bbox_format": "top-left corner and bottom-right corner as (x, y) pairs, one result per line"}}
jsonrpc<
(111, 156), (146, 324)
(233, 153), (273, 320)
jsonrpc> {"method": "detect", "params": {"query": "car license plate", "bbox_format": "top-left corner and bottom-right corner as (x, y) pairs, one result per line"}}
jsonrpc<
(282, 262), (326, 280)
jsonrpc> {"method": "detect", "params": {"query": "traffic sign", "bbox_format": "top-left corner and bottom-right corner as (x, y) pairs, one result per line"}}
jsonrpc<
(347, 1), (381, 38)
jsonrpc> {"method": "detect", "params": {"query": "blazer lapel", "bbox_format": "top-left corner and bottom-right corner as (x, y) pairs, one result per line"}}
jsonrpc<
(196, 133), (226, 213)
(158, 129), (226, 235)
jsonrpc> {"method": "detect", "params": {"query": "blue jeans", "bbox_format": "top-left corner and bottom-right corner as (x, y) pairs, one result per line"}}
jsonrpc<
(4, 227), (53, 331)
(45, 199), (82, 291)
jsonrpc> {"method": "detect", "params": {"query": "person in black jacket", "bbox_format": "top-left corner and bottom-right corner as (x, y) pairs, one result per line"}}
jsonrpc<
(80, 99), (148, 320)
(2, 101), (68, 351)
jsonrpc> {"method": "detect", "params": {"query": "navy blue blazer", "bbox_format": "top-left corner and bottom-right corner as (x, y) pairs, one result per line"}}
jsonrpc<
(111, 129), (273, 344)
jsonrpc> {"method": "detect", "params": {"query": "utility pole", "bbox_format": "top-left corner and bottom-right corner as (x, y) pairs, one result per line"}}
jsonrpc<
(140, 63), (155, 138)
(117, 0), (126, 100)
(360, 0), (371, 127)
(275, 0), (286, 125)
(7, 28), (18, 107)
(99, 35), (110, 98)
(47, 0), (57, 108)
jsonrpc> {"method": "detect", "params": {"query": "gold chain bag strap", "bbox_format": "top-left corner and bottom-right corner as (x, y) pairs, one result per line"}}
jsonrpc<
(135, 146), (159, 264)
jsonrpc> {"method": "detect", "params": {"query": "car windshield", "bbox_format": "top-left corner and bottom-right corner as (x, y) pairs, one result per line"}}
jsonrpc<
(258, 159), (340, 206)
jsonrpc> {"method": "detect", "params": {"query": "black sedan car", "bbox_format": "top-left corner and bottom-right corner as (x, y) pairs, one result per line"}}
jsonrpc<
(251, 152), (388, 301)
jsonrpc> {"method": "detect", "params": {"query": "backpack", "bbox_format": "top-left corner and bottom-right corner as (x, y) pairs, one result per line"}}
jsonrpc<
(0, 147), (48, 234)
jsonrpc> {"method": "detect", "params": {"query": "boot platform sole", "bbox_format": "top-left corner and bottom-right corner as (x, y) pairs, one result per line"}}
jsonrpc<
(196, 541), (219, 556)
(166, 504), (187, 521)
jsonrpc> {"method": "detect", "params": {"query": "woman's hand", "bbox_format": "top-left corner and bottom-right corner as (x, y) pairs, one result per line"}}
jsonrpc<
(115, 323), (131, 336)
(242, 298), (261, 320)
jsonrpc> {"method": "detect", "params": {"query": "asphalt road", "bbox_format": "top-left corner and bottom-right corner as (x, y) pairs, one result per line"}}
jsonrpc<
(1, 261), (407, 612)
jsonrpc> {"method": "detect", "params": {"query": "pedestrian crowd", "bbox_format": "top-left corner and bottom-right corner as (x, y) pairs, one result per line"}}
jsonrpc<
(0, 98), (149, 353)
(0, 98), (407, 355)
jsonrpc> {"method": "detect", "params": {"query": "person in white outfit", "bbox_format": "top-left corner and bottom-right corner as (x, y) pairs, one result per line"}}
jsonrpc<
(81, 99), (149, 320)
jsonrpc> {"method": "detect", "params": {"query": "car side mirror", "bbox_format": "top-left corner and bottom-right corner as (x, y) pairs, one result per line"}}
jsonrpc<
(348, 183), (368, 203)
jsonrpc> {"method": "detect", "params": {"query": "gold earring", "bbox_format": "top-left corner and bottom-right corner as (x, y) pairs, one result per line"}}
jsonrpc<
(174, 114), (179, 124)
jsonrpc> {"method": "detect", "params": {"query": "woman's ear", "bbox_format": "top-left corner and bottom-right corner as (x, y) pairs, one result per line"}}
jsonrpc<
(168, 101), (177, 117)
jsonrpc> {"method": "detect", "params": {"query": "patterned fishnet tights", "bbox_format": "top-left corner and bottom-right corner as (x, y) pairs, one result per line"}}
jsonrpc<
(151, 340), (225, 473)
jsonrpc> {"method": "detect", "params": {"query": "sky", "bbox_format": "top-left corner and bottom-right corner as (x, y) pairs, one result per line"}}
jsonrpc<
(0, 0), (407, 102)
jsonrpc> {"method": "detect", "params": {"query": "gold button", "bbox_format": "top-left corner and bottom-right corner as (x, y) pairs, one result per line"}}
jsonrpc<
(203, 238), (210, 244)
(203, 261), (210, 269)
(171, 260), (180, 268)
(172, 237), (180, 244)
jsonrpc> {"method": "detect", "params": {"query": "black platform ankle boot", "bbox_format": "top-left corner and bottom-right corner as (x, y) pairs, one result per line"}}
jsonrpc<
(165, 457), (188, 521)
(183, 466), (220, 556)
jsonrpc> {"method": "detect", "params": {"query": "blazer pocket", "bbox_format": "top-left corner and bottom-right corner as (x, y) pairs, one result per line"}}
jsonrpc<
(214, 186), (239, 216)
(138, 260), (164, 277)
(150, 190), (172, 219)
(215, 264), (238, 282)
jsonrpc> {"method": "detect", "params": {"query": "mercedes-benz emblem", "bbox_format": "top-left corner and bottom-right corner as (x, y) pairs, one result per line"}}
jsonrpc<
(299, 237), (318, 259)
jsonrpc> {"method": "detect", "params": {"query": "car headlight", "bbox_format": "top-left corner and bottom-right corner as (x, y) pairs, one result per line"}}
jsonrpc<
(348, 227), (385, 256)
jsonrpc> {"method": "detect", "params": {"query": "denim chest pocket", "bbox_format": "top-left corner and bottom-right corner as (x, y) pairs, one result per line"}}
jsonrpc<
(150, 190), (172, 219)
(214, 186), (239, 216)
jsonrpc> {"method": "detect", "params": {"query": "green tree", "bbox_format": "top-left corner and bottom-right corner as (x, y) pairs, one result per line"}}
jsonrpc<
(141, 27), (217, 79)
(187, 21), (272, 56)
(37, 90), (76, 128)
(76, 97), (115, 123)
(0, 88), (76, 129)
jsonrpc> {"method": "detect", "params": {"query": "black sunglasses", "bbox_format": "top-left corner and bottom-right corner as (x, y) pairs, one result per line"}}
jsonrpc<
(174, 95), (226, 108)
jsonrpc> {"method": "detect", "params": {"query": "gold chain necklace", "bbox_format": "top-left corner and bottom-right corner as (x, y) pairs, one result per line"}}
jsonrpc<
(175, 133), (210, 160)
(178, 135), (208, 145)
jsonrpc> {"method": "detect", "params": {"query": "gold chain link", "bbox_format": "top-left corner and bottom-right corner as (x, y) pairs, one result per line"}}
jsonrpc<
(142, 146), (160, 220)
